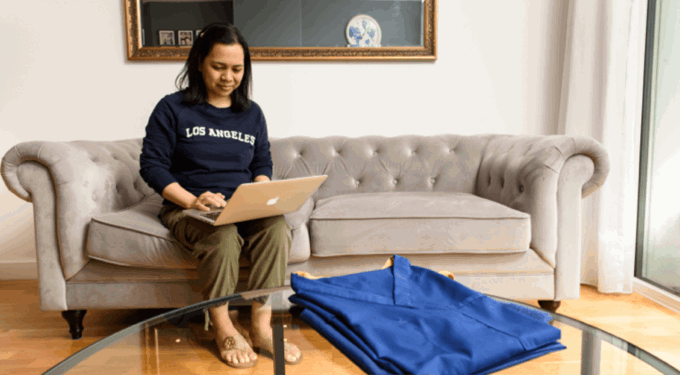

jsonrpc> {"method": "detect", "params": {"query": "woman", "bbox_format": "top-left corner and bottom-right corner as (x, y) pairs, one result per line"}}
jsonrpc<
(139, 22), (302, 368)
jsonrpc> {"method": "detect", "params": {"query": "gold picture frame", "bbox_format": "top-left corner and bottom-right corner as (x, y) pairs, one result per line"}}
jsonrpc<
(123, 0), (437, 61)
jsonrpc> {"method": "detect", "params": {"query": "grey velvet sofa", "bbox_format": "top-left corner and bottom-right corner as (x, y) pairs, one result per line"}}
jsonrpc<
(1, 134), (609, 339)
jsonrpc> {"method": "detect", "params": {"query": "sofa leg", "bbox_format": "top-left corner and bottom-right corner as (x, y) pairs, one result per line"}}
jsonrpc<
(61, 310), (87, 340)
(538, 300), (561, 312)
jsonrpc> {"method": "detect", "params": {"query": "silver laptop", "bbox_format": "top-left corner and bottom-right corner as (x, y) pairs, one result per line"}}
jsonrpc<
(183, 175), (327, 226)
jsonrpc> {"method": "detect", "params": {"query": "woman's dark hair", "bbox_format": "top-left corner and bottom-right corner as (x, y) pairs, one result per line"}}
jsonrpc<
(175, 22), (252, 112)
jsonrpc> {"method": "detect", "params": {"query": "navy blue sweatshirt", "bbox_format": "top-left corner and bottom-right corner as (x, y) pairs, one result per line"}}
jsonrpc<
(139, 91), (273, 207)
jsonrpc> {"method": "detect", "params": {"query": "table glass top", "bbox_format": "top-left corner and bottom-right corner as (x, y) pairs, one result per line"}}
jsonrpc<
(44, 287), (680, 375)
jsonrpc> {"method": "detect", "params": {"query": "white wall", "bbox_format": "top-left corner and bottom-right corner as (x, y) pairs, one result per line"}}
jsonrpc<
(0, 0), (569, 279)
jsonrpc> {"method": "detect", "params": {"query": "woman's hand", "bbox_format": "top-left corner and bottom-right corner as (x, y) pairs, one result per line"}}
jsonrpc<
(190, 191), (227, 212)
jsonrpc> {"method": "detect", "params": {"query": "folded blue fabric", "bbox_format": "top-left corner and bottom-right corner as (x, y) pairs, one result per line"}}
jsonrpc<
(289, 255), (566, 374)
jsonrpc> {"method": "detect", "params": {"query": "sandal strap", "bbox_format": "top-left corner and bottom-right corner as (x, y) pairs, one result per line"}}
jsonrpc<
(221, 333), (252, 353)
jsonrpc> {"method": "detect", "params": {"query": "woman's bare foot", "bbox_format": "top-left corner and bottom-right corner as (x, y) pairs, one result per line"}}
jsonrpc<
(210, 305), (258, 367)
(250, 301), (302, 364)
(250, 325), (303, 364)
(229, 309), (253, 347)
(216, 332), (258, 368)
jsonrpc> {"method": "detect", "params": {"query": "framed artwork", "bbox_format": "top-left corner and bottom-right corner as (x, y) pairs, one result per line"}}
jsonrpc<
(159, 30), (175, 46)
(178, 30), (194, 46)
(125, 0), (437, 60)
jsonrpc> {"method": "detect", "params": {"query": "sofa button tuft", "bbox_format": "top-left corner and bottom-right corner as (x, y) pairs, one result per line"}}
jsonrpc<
(393, 179), (398, 185)
(430, 178), (436, 184)
(519, 185), (524, 193)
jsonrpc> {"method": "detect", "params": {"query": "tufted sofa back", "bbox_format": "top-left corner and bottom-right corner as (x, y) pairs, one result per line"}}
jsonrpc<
(270, 134), (494, 201)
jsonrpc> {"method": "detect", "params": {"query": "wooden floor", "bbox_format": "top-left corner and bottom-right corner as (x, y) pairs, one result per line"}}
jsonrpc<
(1, 280), (680, 374)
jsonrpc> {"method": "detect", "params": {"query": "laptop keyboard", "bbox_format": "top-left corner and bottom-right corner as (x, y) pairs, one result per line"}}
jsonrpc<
(202, 211), (222, 221)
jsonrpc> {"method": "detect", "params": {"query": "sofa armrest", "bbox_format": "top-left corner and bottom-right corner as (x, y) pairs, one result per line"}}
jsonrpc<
(476, 135), (609, 269)
(555, 154), (595, 300)
(2, 139), (153, 283)
(2, 160), (68, 310)
(283, 196), (314, 263)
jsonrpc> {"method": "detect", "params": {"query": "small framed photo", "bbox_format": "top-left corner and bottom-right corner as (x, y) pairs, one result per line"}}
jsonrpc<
(178, 30), (194, 46)
(159, 30), (175, 46)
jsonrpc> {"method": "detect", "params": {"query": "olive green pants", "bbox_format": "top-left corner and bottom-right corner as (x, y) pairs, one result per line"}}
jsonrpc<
(159, 203), (291, 306)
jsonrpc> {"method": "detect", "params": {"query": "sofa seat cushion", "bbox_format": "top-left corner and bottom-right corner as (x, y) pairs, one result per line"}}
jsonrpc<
(86, 193), (314, 270)
(87, 194), (197, 269)
(309, 192), (530, 257)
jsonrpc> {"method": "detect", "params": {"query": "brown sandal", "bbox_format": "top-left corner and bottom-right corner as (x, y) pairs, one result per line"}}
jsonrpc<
(216, 332), (258, 369)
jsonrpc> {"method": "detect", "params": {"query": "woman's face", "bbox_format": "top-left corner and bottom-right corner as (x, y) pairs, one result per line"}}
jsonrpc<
(199, 42), (245, 107)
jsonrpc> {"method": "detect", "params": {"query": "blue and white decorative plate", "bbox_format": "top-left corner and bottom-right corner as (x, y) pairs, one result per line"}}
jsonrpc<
(346, 14), (382, 47)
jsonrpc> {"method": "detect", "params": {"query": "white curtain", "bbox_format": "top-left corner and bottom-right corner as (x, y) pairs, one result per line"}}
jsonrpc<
(557, 0), (649, 293)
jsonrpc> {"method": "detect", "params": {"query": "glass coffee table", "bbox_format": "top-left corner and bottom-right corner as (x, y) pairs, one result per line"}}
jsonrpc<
(44, 286), (680, 375)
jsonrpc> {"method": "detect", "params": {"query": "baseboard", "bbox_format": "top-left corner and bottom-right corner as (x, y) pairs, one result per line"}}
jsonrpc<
(0, 260), (38, 280)
(633, 277), (680, 315)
